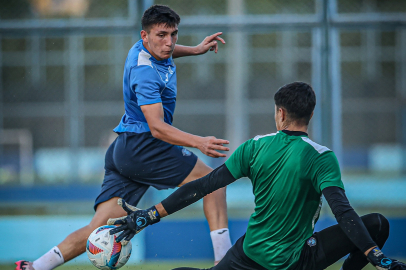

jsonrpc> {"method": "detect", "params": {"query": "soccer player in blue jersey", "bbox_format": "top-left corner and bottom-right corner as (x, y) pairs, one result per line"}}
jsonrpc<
(16, 5), (231, 270)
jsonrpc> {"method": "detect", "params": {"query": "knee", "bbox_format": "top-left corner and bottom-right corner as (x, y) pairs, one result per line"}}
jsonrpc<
(362, 213), (390, 243)
(86, 223), (100, 234)
(376, 213), (389, 231)
(216, 186), (227, 196)
(369, 213), (389, 233)
(88, 216), (109, 231)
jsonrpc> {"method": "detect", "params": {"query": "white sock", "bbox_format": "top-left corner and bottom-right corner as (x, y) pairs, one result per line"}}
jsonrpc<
(33, 246), (64, 270)
(210, 228), (232, 262)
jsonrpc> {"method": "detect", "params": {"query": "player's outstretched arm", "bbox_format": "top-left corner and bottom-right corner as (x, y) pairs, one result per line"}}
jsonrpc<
(109, 164), (237, 243)
(323, 187), (406, 270)
(159, 164), (236, 216)
(172, 32), (225, 58)
(141, 102), (229, 157)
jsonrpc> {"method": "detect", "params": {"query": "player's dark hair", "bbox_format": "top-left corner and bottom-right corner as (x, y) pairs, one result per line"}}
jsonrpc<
(274, 82), (316, 126)
(142, 5), (180, 32)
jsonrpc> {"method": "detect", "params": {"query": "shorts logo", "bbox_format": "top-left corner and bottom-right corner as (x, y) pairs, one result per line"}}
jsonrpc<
(182, 148), (192, 156)
(307, 237), (317, 247)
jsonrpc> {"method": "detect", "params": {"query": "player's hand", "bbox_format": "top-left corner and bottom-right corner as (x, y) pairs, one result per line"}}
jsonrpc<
(195, 32), (226, 55)
(367, 247), (406, 269)
(108, 199), (160, 246)
(197, 136), (229, 158)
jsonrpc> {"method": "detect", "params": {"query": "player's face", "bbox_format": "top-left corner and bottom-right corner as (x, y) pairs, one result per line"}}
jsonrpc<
(141, 24), (178, 61)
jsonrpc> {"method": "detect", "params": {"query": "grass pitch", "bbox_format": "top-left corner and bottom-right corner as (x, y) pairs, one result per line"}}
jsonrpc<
(3, 261), (376, 269)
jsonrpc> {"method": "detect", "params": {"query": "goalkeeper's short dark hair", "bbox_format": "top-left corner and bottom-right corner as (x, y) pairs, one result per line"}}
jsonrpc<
(142, 5), (180, 33)
(274, 82), (316, 126)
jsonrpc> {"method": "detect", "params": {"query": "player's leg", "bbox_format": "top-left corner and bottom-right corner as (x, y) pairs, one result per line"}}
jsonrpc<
(340, 213), (389, 270)
(56, 136), (148, 263)
(56, 197), (127, 262)
(16, 136), (149, 270)
(179, 158), (228, 231)
(26, 175), (149, 270)
(15, 197), (129, 270)
(313, 213), (389, 270)
(179, 158), (230, 263)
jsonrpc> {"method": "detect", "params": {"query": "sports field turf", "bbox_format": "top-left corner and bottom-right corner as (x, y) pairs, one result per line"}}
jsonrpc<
(2, 261), (376, 269)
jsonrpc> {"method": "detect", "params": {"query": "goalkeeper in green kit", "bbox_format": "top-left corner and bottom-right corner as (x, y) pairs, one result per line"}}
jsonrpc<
(108, 82), (406, 270)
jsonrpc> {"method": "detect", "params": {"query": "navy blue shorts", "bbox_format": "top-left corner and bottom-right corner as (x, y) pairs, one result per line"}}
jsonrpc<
(94, 132), (198, 210)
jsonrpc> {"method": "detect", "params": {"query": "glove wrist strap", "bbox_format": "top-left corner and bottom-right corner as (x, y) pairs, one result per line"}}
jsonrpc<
(145, 206), (161, 225)
(367, 247), (393, 269)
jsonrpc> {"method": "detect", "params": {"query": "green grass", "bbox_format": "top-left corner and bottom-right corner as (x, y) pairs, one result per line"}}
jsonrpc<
(2, 261), (377, 270)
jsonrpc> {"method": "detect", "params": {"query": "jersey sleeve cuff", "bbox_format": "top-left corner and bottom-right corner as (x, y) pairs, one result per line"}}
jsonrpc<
(138, 99), (162, 106)
(224, 162), (241, 180)
(320, 182), (345, 193)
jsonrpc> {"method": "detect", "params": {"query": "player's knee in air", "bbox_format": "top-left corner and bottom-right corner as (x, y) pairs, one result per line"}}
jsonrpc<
(362, 213), (390, 244)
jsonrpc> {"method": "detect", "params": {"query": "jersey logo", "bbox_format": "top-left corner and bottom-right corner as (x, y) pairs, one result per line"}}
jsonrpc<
(307, 237), (317, 247)
(168, 66), (173, 74)
(165, 73), (169, 82)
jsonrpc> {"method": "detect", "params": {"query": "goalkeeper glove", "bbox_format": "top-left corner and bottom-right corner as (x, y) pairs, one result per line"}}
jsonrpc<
(107, 198), (161, 245)
(367, 247), (406, 270)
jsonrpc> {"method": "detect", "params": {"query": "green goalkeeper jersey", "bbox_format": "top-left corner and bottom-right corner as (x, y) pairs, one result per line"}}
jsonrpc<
(225, 130), (344, 270)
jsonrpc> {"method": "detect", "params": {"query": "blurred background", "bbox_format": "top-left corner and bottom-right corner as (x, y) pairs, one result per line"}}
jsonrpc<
(0, 0), (405, 269)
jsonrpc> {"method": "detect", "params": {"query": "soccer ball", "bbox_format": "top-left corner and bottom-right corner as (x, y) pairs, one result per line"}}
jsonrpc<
(86, 225), (132, 270)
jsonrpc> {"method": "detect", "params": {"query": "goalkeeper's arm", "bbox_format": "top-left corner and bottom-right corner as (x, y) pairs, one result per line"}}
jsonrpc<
(157, 164), (237, 217)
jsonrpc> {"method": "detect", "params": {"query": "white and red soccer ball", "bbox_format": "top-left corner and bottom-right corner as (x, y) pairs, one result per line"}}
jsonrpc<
(86, 225), (132, 269)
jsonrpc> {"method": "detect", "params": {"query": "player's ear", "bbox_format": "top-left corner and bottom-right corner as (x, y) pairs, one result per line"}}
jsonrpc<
(280, 107), (286, 122)
(309, 111), (314, 121)
(141, 30), (148, 42)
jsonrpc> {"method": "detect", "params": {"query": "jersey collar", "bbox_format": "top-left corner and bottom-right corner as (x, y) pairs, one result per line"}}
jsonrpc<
(281, 130), (308, 136)
(140, 40), (173, 66)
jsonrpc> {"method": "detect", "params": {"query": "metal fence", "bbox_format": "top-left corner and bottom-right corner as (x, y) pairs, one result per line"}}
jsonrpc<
(0, 0), (405, 209)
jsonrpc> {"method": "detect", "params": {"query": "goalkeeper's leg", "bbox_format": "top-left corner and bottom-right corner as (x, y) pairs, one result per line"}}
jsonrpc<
(340, 213), (389, 270)
(315, 213), (389, 270)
